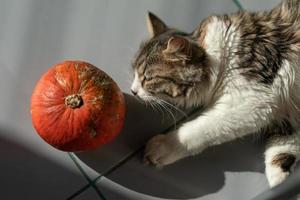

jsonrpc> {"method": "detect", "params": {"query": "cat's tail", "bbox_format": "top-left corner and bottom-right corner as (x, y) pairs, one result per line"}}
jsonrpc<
(264, 133), (300, 187)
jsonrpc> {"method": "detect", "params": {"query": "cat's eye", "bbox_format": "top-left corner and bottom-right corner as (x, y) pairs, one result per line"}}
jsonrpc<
(145, 76), (153, 81)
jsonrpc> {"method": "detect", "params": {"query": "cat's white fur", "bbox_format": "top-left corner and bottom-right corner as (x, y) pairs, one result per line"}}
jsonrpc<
(132, 16), (300, 187)
(265, 134), (300, 187)
(131, 71), (144, 96)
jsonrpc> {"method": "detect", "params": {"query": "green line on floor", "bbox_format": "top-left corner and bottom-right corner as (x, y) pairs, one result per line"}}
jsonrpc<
(233, 0), (245, 10)
(66, 184), (91, 200)
(68, 152), (107, 200)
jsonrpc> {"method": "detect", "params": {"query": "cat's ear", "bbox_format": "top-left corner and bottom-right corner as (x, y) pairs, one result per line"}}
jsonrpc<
(163, 36), (191, 56)
(147, 12), (167, 38)
(163, 36), (205, 64)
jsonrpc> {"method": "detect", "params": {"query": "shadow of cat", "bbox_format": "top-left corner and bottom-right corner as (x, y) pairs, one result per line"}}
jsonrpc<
(76, 93), (268, 199)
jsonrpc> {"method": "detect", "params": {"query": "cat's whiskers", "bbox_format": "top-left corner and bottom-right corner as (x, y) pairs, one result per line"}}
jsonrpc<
(144, 95), (167, 121)
(151, 100), (166, 121)
(146, 98), (156, 111)
(142, 95), (157, 108)
(143, 94), (177, 127)
(152, 97), (178, 129)
(156, 98), (187, 117)
(160, 102), (177, 129)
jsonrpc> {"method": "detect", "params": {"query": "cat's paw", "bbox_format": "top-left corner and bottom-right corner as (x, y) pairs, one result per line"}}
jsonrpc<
(143, 133), (189, 167)
(266, 165), (290, 187)
(265, 152), (296, 187)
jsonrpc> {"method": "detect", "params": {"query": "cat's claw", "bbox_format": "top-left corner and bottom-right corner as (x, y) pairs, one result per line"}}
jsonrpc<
(143, 154), (163, 168)
(143, 134), (188, 167)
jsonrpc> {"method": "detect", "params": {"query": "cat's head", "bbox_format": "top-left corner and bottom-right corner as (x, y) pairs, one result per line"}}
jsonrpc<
(131, 12), (211, 108)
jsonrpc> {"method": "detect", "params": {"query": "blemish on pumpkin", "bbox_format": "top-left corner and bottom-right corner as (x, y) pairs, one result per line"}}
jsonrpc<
(78, 70), (87, 80)
(88, 120), (98, 138)
(55, 72), (67, 88)
(92, 75), (109, 87)
(90, 128), (97, 138)
(91, 95), (104, 105)
(78, 79), (89, 94)
(74, 63), (79, 70)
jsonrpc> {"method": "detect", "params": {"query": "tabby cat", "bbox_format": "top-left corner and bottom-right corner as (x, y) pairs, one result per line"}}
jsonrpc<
(131, 0), (300, 187)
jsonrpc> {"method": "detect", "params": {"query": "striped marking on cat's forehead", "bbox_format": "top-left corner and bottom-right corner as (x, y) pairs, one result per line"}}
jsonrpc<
(133, 30), (190, 66)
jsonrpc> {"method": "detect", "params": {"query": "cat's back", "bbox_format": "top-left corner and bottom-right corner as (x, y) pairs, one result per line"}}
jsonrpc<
(199, 0), (300, 86)
(271, 0), (300, 23)
(220, 0), (300, 85)
(228, 0), (300, 119)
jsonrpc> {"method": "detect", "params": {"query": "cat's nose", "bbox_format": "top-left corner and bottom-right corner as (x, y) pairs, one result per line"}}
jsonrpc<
(131, 89), (137, 96)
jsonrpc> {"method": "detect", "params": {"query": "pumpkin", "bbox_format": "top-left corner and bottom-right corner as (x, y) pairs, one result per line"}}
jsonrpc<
(30, 60), (125, 152)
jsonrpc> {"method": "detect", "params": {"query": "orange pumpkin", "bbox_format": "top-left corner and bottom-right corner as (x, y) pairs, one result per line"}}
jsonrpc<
(30, 60), (125, 151)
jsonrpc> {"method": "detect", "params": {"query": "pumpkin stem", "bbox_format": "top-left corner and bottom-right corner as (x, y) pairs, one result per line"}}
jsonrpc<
(65, 94), (83, 109)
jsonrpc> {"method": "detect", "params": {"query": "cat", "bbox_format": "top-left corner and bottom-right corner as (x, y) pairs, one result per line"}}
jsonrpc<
(131, 0), (300, 187)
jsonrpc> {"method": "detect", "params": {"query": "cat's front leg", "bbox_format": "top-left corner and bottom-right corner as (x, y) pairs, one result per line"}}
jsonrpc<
(144, 93), (274, 167)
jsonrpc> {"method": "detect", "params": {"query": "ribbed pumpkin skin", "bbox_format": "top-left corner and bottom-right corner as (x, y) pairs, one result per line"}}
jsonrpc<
(30, 61), (125, 151)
